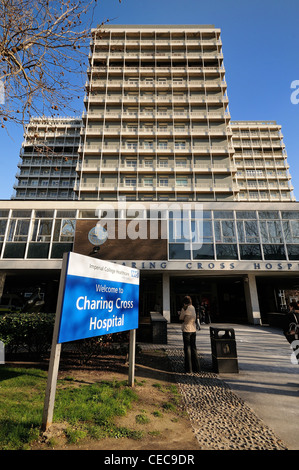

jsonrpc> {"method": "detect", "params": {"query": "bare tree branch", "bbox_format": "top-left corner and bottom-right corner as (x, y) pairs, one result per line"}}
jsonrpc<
(0, 0), (105, 128)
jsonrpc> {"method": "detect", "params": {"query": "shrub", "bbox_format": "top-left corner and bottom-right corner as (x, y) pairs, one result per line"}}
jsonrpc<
(0, 312), (55, 358)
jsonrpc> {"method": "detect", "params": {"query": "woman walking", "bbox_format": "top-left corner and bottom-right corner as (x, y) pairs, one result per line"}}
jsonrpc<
(179, 295), (200, 373)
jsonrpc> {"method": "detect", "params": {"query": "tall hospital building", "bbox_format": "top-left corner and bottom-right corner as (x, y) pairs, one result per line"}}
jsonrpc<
(2, 25), (299, 327)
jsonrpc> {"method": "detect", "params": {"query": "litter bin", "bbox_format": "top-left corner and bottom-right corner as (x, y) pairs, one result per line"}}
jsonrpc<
(150, 312), (167, 344)
(210, 327), (238, 373)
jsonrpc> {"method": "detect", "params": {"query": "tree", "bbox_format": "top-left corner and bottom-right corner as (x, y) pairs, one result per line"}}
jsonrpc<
(0, 0), (106, 128)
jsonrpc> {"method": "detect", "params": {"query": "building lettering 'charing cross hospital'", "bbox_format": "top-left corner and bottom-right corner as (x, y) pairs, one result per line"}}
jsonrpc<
(3, 25), (299, 327)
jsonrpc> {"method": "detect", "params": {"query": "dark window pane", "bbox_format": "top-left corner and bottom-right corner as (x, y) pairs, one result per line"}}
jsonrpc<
(193, 244), (214, 260)
(216, 244), (238, 260)
(281, 211), (299, 219)
(0, 220), (7, 240)
(51, 243), (73, 259)
(287, 245), (299, 260)
(11, 210), (31, 217)
(35, 211), (54, 217)
(213, 211), (234, 219)
(236, 211), (257, 219)
(263, 244), (286, 260)
(3, 243), (26, 258)
(239, 244), (262, 260)
(56, 210), (77, 217)
(169, 243), (191, 260)
(258, 211), (279, 219)
(27, 243), (50, 258)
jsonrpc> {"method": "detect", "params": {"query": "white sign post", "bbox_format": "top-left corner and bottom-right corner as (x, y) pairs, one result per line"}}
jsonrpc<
(42, 252), (139, 432)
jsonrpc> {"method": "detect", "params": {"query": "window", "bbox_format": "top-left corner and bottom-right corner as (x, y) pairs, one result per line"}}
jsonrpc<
(126, 159), (137, 168)
(158, 141), (168, 149)
(125, 178), (136, 187)
(282, 220), (299, 243)
(260, 220), (283, 243)
(175, 141), (186, 150)
(237, 220), (259, 243)
(144, 159), (153, 167)
(176, 159), (187, 167)
(7, 219), (30, 242)
(143, 177), (153, 187)
(216, 244), (238, 260)
(53, 219), (76, 242)
(159, 177), (168, 187)
(169, 244), (191, 260)
(175, 124), (185, 131)
(214, 220), (236, 243)
(239, 245), (262, 260)
(159, 159), (168, 168)
(128, 78), (138, 84)
(176, 177), (188, 186)
(0, 219), (7, 242)
(126, 141), (137, 150)
(263, 244), (286, 260)
(143, 141), (154, 149)
(193, 244), (214, 260)
(31, 219), (53, 242)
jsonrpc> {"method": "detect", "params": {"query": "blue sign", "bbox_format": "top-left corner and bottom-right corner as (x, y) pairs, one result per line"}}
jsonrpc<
(57, 253), (139, 343)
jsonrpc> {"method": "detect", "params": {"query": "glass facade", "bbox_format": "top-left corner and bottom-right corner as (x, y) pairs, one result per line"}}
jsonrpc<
(168, 210), (299, 261)
(0, 209), (76, 259)
(0, 207), (299, 261)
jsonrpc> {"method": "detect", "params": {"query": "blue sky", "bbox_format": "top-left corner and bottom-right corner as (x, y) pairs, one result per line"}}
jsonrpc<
(1, 0), (299, 199)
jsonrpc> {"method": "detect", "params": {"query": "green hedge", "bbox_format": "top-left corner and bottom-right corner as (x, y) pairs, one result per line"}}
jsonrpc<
(0, 312), (55, 358)
(0, 313), (130, 361)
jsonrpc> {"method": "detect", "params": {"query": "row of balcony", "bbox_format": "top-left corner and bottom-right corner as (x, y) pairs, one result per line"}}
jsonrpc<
(18, 156), (77, 163)
(83, 126), (228, 136)
(76, 162), (236, 173)
(79, 143), (233, 154)
(233, 140), (284, 147)
(12, 193), (77, 200)
(91, 52), (223, 60)
(234, 152), (287, 159)
(235, 162), (289, 171)
(92, 40), (222, 46)
(85, 95), (227, 104)
(238, 182), (294, 191)
(83, 110), (230, 120)
(236, 171), (291, 180)
(89, 79), (227, 89)
(14, 181), (75, 189)
(88, 66), (225, 75)
(75, 182), (237, 193)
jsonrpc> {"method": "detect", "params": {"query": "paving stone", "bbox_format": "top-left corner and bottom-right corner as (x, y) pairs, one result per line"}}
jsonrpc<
(166, 348), (288, 450)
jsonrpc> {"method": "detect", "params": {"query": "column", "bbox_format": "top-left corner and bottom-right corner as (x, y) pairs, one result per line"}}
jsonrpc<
(162, 272), (170, 322)
(244, 273), (261, 325)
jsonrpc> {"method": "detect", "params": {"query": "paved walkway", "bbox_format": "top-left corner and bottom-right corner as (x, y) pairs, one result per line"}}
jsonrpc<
(143, 322), (299, 450)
